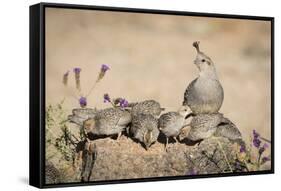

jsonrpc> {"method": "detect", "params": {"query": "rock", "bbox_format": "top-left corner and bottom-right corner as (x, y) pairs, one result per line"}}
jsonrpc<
(45, 161), (62, 184)
(81, 136), (239, 181)
(186, 137), (237, 174)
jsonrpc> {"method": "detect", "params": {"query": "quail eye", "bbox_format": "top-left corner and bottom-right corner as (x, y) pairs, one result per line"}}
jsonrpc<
(201, 59), (205, 62)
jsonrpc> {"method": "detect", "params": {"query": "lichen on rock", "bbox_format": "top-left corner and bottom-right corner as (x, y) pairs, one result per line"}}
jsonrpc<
(77, 136), (241, 181)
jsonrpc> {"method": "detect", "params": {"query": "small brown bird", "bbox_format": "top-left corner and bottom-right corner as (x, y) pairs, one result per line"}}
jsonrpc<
(130, 113), (159, 150)
(158, 106), (190, 150)
(214, 117), (242, 141)
(83, 108), (132, 140)
(183, 41), (224, 114)
(68, 108), (98, 126)
(187, 113), (223, 141)
(179, 113), (242, 143)
(130, 100), (165, 117)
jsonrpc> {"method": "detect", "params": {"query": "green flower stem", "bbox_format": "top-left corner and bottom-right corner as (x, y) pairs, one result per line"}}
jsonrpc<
(242, 159), (250, 172)
(215, 138), (233, 173)
(257, 152), (262, 169)
(85, 79), (99, 98)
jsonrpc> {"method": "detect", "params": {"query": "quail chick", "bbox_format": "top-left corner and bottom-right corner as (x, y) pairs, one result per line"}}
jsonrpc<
(158, 106), (190, 150)
(130, 113), (159, 150)
(183, 41), (224, 114)
(186, 113), (223, 141)
(130, 100), (164, 117)
(83, 108), (132, 140)
(68, 108), (97, 126)
(214, 117), (242, 142)
(179, 114), (243, 144)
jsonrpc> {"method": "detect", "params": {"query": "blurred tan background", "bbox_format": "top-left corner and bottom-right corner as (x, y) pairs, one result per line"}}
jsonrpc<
(45, 8), (271, 141)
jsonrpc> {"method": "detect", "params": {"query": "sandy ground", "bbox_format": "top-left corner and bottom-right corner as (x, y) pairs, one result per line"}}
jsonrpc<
(45, 8), (271, 142)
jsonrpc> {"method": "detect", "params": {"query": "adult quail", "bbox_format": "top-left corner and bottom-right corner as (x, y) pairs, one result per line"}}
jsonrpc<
(83, 108), (132, 140)
(130, 113), (159, 150)
(158, 106), (190, 150)
(68, 108), (97, 126)
(130, 100), (164, 117)
(183, 41), (224, 114)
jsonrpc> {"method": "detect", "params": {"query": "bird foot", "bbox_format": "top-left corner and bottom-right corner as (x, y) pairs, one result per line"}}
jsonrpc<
(116, 132), (122, 141)
(165, 144), (171, 152)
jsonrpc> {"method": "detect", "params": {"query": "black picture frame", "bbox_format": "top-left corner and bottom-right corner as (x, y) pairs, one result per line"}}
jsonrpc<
(29, 2), (275, 189)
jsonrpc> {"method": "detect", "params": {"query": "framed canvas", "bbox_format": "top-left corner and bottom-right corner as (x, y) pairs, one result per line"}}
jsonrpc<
(29, 2), (274, 188)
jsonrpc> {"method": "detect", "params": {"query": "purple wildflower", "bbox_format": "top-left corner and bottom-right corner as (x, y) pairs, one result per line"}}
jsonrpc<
(235, 161), (242, 170)
(79, 97), (87, 108)
(263, 143), (269, 149)
(103, 93), (111, 103)
(253, 137), (261, 148)
(253, 130), (261, 148)
(97, 64), (110, 82)
(253, 130), (260, 139)
(259, 143), (269, 155)
(73, 67), (81, 74)
(120, 98), (129, 108)
(240, 145), (246, 153)
(187, 169), (198, 175)
(261, 156), (270, 163)
(101, 64), (110, 73)
(73, 67), (82, 90)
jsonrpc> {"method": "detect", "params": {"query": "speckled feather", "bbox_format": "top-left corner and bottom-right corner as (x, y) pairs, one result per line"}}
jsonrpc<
(158, 112), (185, 138)
(183, 78), (197, 106)
(188, 113), (223, 141)
(72, 108), (97, 117)
(85, 108), (132, 136)
(183, 78), (224, 114)
(130, 113), (159, 144)
(214, 117), (242, 141)
(131, 100), (163, 117)
(68, 108), (98, 126)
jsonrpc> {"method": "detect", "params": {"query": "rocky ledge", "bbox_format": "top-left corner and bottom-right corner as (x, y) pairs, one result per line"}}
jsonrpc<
(46, 134), (244, 184)
(78, 135), (240, 182)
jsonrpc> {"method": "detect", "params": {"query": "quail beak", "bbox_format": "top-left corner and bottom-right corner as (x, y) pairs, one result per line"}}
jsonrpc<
(83, 119), (95, 134)
(145, 143), (150, 150)
(178, 135), (184, 142)
(193, 60), (197, 65)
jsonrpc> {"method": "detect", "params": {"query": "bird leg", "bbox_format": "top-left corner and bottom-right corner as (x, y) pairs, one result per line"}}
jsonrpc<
(117, 131), (122, 141)
(173, 136), (179, 143)
(165, 137), (169, 152)
(126, 126), (130, 136)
